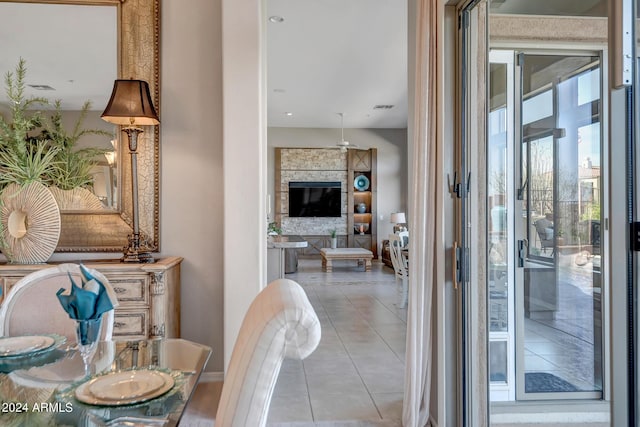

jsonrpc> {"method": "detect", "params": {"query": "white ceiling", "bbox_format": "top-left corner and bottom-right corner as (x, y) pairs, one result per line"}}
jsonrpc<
(0, 0), (607, 123)
(266, 0), (408, 129)
(0, 2), (116, 112)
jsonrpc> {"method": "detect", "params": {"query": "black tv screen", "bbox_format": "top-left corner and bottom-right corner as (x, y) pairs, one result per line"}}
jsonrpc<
(289, 182), (341, 217)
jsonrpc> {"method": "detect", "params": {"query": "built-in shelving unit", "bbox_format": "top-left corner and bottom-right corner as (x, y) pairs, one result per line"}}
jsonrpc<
(274, 147), (377, 258)
(347, 149), (377, 257)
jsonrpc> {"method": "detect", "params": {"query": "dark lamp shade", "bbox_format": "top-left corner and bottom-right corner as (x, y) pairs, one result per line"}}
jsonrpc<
(101, 79), (159, 126)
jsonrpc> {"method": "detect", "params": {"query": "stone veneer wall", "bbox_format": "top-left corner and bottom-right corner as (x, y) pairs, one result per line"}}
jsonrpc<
(276, 148), (349, 235)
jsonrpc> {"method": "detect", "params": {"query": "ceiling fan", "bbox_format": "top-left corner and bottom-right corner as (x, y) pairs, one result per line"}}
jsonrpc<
(332, 113), (360, 151)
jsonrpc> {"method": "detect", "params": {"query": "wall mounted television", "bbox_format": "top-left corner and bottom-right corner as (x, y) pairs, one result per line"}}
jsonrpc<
(289, 181), (341, 217)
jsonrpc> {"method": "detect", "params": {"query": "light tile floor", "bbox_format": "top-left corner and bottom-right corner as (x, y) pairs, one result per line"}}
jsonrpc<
(521, 253), (601, 392)
(181, 252), (604, 426)
(267, 258), (406, 426)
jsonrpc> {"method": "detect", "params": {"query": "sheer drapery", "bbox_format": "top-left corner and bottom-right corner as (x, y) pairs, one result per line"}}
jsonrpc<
(403, 0), (442, 426)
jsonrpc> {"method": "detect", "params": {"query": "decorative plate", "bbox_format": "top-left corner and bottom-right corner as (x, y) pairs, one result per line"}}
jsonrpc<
(74, 369), (175, 406)
(0, 182), (61, 264)
(354, 175), (370, 191)
(0, 335), (55, 357)
(0, 335), (66, 374)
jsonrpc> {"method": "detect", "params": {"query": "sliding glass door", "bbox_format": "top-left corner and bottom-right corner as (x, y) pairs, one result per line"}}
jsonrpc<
(514, 53), (603, 400)
(488, 50), (604, 403)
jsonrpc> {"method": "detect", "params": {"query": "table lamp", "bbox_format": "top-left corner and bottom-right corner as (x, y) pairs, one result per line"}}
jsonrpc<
(390, 212), (407, 233)
(102, 79), (159, 263)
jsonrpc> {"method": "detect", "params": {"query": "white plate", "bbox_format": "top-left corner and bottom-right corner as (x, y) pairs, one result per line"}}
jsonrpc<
(0, 336), (55, 357)
(75, 369), (175, 406)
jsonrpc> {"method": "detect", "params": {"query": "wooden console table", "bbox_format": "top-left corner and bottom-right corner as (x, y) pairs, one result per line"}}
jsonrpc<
(0, 256), (182, 340)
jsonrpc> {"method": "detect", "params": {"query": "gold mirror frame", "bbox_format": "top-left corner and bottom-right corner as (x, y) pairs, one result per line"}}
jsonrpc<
(6, 0), (161, 252)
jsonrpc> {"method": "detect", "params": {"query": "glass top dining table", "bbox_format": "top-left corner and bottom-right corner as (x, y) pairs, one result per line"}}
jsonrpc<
(0, 338), (211, 426)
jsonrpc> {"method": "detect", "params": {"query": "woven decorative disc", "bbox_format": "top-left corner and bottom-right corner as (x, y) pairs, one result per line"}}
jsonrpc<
(1, 182), (61, 264)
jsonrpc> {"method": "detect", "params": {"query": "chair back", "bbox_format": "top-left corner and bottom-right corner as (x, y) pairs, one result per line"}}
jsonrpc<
(0, 264), (117, 341)
(215, 278), (321, 427)
(397, 230), (409, 248)
(533, 218), (554, 248)
(389, 234), (408, 279)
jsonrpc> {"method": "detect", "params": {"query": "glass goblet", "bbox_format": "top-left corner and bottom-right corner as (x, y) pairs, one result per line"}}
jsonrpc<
(75, 317), (102, 378)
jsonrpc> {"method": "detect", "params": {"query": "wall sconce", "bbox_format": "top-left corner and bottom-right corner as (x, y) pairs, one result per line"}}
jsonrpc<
(390, 212), (407, 233)
(101, 79), (159, 263)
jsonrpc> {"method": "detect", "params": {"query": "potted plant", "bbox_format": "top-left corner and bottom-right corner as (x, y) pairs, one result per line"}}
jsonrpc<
(330, 229), (337, 249)
(0, 59), (61, 263)
(0, 59), (57, 189)
(268, 221), (282, 236)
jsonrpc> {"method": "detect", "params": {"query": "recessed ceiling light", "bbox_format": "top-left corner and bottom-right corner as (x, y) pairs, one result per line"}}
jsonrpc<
(269, 15), (284, 23)
(285, 112), (293, 116)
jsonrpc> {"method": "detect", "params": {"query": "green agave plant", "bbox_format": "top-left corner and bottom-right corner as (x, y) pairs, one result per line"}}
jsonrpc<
(0, 141), (59, 188)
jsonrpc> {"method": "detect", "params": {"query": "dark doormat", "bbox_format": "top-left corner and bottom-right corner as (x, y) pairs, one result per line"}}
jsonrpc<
(525, 372), (579, 393)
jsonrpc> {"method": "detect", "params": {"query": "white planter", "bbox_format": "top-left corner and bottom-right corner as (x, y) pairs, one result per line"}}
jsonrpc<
(331, 237), (337, 249)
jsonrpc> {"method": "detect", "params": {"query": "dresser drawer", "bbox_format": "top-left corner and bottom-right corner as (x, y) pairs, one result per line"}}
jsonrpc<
(105, 275), (150, 306)
(113, 309), (149, 338)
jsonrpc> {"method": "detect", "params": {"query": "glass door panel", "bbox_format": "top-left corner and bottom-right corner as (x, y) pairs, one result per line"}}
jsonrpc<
(516, 53), (603, 399)
(488, 50), (515, 401)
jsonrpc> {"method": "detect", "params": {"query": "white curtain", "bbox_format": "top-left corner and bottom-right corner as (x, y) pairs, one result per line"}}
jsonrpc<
(403, 0), (442, 426)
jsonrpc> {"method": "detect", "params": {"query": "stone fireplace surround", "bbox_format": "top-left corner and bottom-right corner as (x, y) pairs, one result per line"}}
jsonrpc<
(275, 148), (349, 237)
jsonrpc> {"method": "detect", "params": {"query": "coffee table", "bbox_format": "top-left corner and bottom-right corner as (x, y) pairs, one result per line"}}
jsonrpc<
(320, 248), (373, 272)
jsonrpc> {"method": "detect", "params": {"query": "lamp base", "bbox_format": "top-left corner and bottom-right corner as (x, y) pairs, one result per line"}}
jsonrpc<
(121, 233), (155, 263)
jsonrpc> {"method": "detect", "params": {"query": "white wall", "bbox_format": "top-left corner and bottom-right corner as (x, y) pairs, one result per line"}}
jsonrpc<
(268, 127), (408, 250)
(221, 0), (267, 370)
(159, 0), (224, 371)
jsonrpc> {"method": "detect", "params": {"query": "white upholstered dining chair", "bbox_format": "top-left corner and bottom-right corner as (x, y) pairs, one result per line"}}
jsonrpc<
(0, 264), (117, 341)
(389, 233), (409, 308)
(214, 278), (321, 427)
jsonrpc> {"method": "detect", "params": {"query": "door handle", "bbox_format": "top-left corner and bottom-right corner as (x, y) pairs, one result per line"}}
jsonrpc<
(453, 241), (459, 289)
(517, 239), (528, 267)
(453, 241), (468, 288)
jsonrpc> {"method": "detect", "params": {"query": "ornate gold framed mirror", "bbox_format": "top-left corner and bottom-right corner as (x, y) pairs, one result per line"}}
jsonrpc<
(0, 0), (160, 253)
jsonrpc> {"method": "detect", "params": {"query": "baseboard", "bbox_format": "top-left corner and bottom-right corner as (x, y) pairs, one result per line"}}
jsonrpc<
(199, 371), (224, 382)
